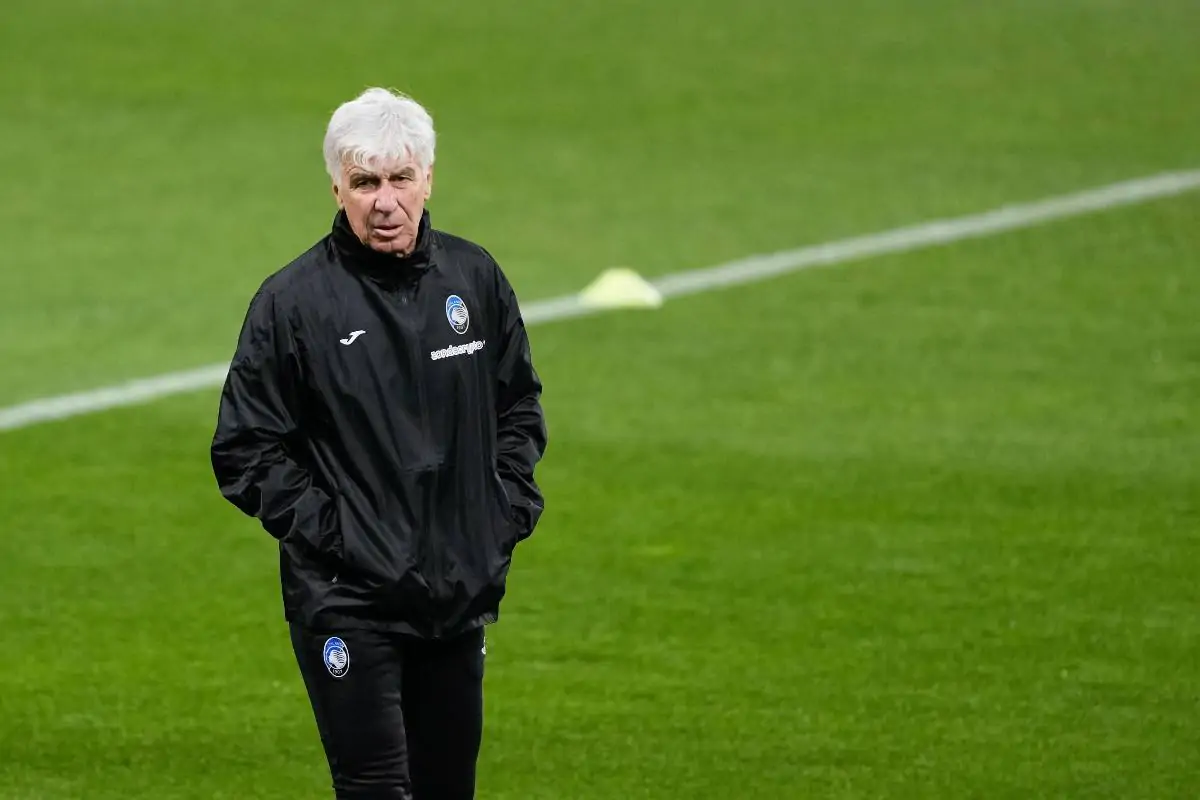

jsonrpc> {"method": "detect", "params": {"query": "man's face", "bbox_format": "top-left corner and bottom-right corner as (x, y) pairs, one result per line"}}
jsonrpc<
(333, 153), (433, 256)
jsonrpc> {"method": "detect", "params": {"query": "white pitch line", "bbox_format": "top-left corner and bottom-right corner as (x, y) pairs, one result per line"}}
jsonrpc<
(651, 169), (1200, 298)
(2, 168), (1199, 433)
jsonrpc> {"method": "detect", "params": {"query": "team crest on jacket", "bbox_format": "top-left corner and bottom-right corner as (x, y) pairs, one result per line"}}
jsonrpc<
(323, 637), (350, 679)
(446, 295), (470, 335)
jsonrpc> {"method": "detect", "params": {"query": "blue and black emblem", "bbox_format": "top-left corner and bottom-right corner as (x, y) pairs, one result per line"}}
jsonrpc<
(323, 636), (350, 679)
(446, 294), (470, 335)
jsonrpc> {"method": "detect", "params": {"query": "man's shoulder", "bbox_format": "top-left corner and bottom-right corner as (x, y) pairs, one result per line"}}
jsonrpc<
(432, 228), (499, 269)
(255, 236), (335, 303)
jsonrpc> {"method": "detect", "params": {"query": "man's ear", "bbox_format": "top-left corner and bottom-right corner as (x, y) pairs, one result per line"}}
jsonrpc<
(331, 182), (344, 208)
(424, 165), (435, 201)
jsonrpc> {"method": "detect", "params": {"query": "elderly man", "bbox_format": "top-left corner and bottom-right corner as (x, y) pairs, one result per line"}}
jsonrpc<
(211, 87), (547, 799)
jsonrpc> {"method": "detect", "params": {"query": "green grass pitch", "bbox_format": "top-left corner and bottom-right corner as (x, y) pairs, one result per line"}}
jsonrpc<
(1, 1), (1198, 797)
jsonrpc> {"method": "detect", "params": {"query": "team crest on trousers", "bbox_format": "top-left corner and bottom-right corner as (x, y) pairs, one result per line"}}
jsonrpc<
(446, 295), (470, 335)
(323, 637), (350, 679)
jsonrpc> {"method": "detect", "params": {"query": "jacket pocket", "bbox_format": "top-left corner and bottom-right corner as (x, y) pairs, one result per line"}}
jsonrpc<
(492, 471), (519, 554)
(333, 485), (411, 590)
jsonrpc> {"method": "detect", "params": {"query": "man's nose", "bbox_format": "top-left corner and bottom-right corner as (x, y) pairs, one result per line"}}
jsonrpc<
(374, 185), (400, 213)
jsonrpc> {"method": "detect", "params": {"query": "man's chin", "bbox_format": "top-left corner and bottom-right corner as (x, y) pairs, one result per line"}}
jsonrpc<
(368, 235), (415, 256)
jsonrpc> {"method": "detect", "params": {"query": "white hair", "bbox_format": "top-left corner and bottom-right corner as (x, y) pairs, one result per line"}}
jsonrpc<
(322, 87), (436, 184)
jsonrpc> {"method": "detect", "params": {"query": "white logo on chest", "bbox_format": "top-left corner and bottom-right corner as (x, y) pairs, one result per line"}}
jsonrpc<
(430, 340), (486, 361)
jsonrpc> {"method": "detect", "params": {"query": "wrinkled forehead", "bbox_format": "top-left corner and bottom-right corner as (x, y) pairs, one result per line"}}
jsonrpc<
(339, 149), (426, 178)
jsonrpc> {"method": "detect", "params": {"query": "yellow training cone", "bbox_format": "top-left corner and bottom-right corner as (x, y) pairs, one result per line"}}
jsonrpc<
(578, 268), (664, 309)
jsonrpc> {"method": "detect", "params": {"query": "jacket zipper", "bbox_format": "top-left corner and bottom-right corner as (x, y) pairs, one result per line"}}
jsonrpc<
(399, 281), (442, 638)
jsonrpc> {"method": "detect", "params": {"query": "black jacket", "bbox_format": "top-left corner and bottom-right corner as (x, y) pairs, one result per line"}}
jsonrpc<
(211, 210), (547, 638)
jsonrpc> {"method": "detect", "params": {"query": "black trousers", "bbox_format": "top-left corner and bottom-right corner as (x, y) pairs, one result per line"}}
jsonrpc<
(290, 624), (486, 799)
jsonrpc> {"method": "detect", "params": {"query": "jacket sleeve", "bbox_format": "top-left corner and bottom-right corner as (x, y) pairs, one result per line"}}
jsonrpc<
(493, 266), (548, 541)
(210, 286), (340, 560)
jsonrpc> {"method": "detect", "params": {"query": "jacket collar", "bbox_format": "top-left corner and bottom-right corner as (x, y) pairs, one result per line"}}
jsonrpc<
(330, 209), (435, 281)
